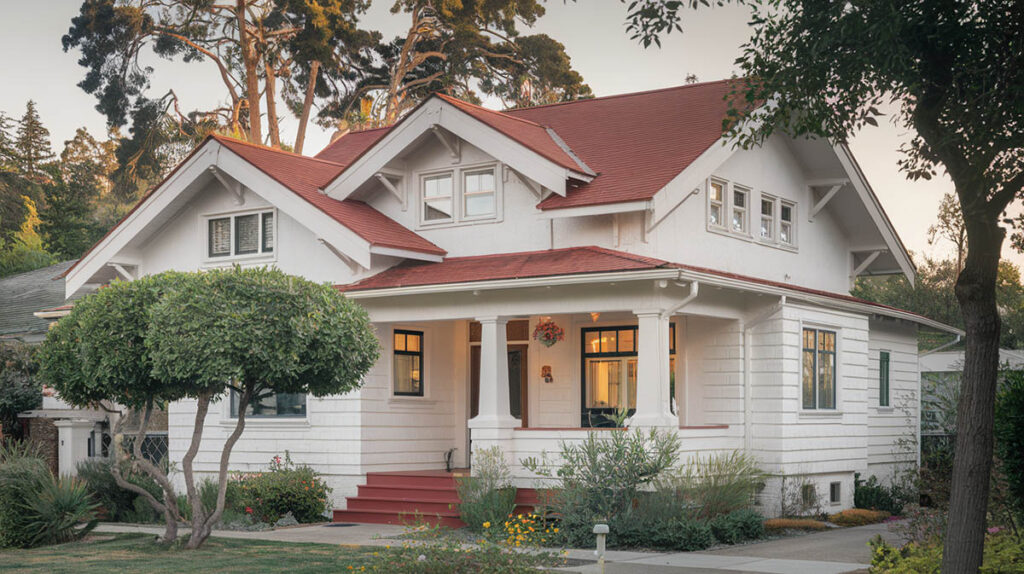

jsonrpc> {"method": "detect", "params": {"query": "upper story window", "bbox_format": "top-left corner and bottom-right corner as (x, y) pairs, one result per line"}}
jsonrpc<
(732, 186), (749, 233)
(780, 201), (795, 246)
(760, 196), (776, 240)
(802, 327), (837, 410)
(207, 210), (275, 259)
(709, 180), (725, 228)
(420, 165), (499, 226)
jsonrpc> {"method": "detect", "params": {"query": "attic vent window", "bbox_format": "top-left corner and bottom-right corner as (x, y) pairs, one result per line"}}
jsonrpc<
(206, 209), (275, 260)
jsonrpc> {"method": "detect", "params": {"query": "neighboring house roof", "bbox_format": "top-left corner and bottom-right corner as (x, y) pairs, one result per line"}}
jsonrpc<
(337, 246), (669, 291)
(212, 136), (446, 256)
(315, 126), (391, 165)
(337, 246), (959, 335)
(0, 260), (80, 341)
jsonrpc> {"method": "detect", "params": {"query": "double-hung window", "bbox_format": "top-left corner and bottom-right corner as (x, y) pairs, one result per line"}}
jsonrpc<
(760, 196), (776, 240)
(208, 210), (275, 259)
(780, 201), (795, 246)
(709, 180), (726, 228)
(802, 328), (837, 410)
(879, 351), (890, 407)
(732, 186), (749, 233)
(421, 166), (498, 225)
(394, 330), (424, 396)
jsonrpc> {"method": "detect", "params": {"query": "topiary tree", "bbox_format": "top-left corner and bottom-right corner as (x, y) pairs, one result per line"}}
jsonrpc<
(145, 267), (379, 548)
(37, 267), (380, 549)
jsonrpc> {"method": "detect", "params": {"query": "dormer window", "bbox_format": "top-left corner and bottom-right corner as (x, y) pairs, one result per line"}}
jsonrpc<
(419, 165), (500, 227)
(206, 209), (275, 259)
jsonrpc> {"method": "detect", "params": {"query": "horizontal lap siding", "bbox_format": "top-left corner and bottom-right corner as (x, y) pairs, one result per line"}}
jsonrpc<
(867, 320), (920, 483)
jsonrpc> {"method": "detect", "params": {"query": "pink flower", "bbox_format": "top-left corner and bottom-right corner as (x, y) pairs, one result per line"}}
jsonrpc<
(988, 526), (1002, 534)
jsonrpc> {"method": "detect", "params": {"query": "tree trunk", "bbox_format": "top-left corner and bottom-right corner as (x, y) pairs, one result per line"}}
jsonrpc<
(942, 213), (1004, 573)
(264, 62), (281, 148)
(293, 60), (320, 155)
(237, 0), (262, 144)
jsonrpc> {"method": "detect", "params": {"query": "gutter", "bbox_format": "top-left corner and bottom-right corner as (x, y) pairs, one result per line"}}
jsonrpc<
(920, 334), (963, 356)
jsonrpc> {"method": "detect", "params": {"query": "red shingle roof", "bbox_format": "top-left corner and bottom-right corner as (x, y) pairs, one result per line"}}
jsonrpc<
(213, 136), (445, 256)
(507, 81), (743, 210)
(337, 246), (669, 291)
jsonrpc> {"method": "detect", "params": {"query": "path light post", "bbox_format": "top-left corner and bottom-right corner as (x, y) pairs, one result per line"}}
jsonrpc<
(593, 523), (609, 573)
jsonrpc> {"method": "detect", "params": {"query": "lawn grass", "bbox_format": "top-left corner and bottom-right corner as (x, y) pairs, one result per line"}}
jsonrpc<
(0, 533), (378, 573)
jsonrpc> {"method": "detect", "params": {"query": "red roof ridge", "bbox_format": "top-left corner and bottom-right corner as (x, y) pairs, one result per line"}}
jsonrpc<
(210, 134), (347, 168)
(434, 93), (552, 131)
(504, 79), (739, 114)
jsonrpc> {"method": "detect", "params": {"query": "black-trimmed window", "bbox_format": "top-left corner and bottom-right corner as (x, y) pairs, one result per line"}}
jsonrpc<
(802, 328), (836, 409)
(207, 210), (274, 258)
(394, 330), (424, 396)
(581, 324), (676, 427)
(879, 351), (890, 407)
(230, 390), (306, 418)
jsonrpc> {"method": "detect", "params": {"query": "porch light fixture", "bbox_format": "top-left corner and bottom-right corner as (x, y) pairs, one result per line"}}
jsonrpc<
(590, 312), (601, 322)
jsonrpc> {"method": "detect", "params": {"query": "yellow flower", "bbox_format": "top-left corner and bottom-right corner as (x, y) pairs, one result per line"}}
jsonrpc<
(483, 522), (491, 529)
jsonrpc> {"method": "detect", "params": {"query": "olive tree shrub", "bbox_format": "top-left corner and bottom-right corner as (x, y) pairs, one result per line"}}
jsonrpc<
(38, 267), (379, 548)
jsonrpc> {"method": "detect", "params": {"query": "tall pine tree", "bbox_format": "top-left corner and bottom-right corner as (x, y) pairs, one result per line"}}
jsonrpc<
(0, 113), (17, 172)
(15, 101), (55, 180)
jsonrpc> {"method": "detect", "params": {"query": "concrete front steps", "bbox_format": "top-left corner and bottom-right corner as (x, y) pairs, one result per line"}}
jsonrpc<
(332, 469), (539, 528)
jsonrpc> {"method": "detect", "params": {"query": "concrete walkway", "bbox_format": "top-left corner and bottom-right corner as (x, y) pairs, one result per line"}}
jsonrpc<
(95, 520), (901, 574)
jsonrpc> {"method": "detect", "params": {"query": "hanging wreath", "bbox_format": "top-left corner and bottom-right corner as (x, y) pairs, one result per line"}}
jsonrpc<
(532, 319), (565, 348)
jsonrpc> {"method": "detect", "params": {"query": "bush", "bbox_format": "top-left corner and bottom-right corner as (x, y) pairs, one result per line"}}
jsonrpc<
(521, 429), (679, 548)
(855, 474), (907, 515)
(828, 508), (891, 527)
(0, 454), (50, 548)
(995, 370), (1024, 522)
(710, 509), (766, 544)
(76, 458), (161, 523)
(457, 446), (516, 532)
(611, 509), (715, 551)
(763, 518), (828, 533)
(868, 530), (1024, 573)
(239, 453), (331, 524)
(657, 451), (765, 520)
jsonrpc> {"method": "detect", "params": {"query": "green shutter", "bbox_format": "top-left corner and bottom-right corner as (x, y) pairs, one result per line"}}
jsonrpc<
(879, 351), (890, 407)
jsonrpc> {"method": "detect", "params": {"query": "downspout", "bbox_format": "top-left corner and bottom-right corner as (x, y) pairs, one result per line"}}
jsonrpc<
(743, 296), (786, 454)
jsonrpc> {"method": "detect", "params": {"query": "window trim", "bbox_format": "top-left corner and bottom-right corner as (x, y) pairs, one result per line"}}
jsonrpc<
(201, 208), (277, 264)
(461, 167), (498, 221)
(228, 389), (307, 419)
(708, 179), (727, 229)
(417, 163), (502, 228)
(802, 326), (838, 411)
(420, 172), (455, 225)
(393, 329), (425, 397)
(879, 350), (891, 407)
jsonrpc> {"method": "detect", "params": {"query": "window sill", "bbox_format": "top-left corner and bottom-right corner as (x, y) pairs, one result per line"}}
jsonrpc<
(387, 396), (438, 407)
(708, 225), (799, 252)
(416, 216), (502, 231)
(874, 407), (895, 414)
(202, 254), (277, 268)
(798, 410), (843, 419)
(220, 418), (310, 429)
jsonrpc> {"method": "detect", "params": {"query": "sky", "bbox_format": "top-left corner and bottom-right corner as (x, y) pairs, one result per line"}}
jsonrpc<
(0, 0), (1011, 268)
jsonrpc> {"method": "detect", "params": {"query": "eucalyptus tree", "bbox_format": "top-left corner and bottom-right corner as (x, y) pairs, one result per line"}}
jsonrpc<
(618, 1), (1024, 570)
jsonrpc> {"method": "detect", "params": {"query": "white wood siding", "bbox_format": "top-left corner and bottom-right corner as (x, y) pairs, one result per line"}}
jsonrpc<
(866, 320), (920, 483)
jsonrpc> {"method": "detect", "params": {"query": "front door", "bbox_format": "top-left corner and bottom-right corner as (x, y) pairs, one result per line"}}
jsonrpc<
(470, 344), (529, 425)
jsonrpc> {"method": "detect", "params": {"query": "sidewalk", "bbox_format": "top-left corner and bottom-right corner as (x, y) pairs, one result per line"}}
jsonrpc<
(95, 520), (900, 574)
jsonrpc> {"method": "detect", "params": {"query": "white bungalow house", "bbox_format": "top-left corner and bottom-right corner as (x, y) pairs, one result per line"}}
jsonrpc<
(56, 80), (958, 520)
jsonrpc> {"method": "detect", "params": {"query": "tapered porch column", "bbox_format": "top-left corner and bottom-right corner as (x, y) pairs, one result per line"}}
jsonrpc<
(469, 316), (518, 429)
(630, 311), (678, 429)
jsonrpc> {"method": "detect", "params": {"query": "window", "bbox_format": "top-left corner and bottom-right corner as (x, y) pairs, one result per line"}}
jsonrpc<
(422, 173), (454, 222)
(581, 324), (676, 426)
(394, 330), (424, 396)
(709, 180), (725, 227)
(463, 169), (496, 218)
(207, 210), (274, 258)
(780, 201), (795, 245)
(830, 482), (842, 505)
(760, 196), (776, 240)
(802, 328), (837, 409)
(879, 351), (891, 407)
(230, 390), (306, 418)
(732, 186), (749, 233)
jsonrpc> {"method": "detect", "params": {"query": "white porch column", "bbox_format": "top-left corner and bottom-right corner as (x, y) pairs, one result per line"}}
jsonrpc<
(54, 419), (95, 477)
(629, 311), (678, 428)
(468, 316), (519, 430)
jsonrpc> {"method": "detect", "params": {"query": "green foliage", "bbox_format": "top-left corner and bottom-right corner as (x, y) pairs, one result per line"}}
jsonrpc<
(0, 195), (55, 277)
(995, 371), (1024, 522)
(0, 454), (53, 548)
(855, 474), (908, 516)
(456, 446), (516, 532)
(521, 429), (679, 547)
(20, 474), (100, 546)
(238, 453), (331, 524)
(710, 509), (766, 544)
(14, 101), (54, 180)
(76, 458), (161, 523)
(657, 451), (765, 520)
(611, 507), (715, 551)
(364, 524), (561, 573)
(869, 530), (1024, 574)
(0, 342), (42, 440)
